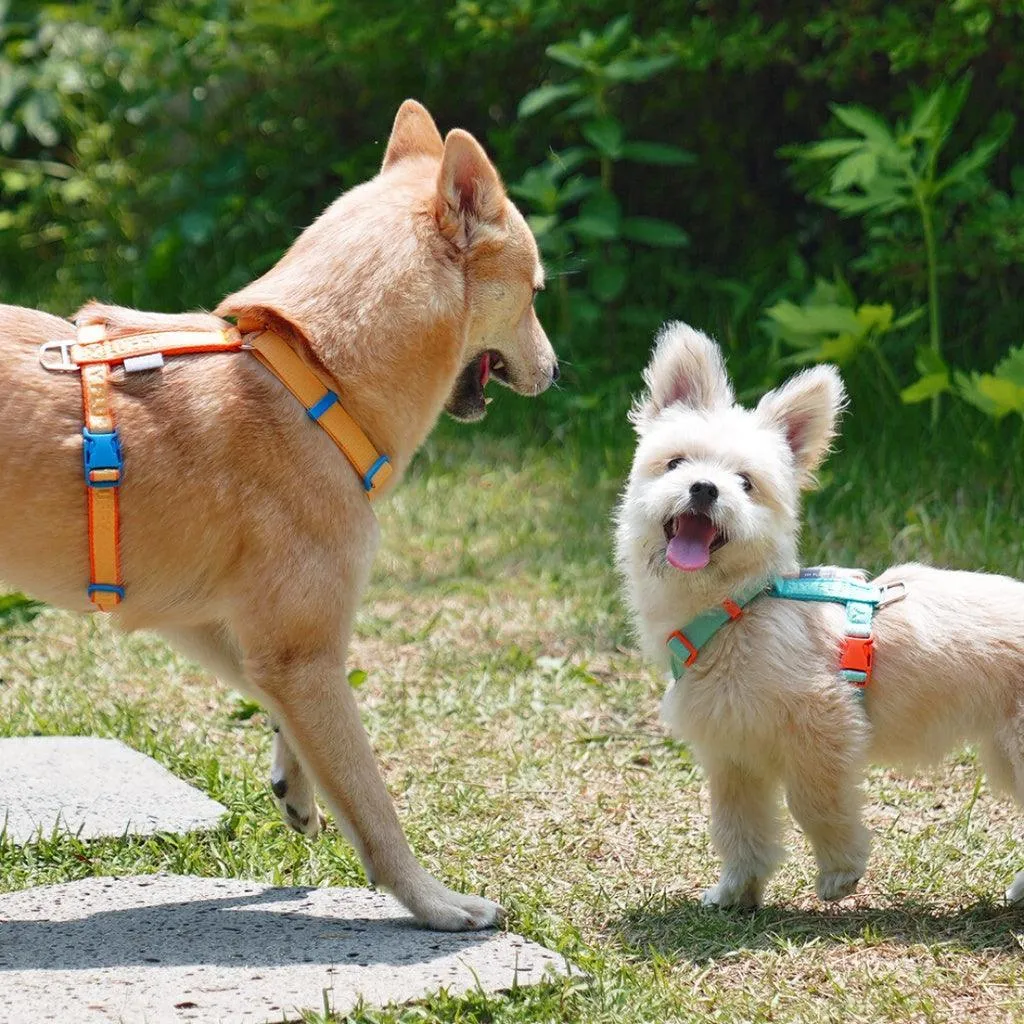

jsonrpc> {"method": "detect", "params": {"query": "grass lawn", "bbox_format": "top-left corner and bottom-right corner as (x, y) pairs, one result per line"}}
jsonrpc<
(2, 394), (1023, 1023)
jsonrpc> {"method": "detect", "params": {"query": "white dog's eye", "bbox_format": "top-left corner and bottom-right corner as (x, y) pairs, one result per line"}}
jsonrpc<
(738, 472), (753, 492)
(667, 456), (686, 471)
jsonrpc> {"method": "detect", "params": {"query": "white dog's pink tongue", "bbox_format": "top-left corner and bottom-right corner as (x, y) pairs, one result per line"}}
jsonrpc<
(667, 515), (718, 571)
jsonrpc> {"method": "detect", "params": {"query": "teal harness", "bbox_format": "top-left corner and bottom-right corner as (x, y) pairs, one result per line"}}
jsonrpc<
(666, 567), (905, 701)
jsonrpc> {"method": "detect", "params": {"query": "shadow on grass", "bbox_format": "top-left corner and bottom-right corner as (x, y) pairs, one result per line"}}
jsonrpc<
(612, 894), (1024, 962)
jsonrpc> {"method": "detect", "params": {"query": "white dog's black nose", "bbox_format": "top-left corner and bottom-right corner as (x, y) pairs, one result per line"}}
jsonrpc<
(690, 480), (719, 507)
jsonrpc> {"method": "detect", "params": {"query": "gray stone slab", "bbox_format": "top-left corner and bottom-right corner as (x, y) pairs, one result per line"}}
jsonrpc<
(0, 737), (226, 844)
(0, 874), (573, 1023)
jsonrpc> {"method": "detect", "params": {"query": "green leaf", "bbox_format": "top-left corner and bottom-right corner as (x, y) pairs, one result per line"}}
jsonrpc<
(994, 345), (1024, 387)
(602, 54), (677, 82)
(830, 103), (897, 148)
(582, 118), (623, 158)
(620, 216), (689, 247)
(854, 303), (894, 332)
(545, 42), (590, 71)
(0, 591), (43, 628)
(619, 141), (695, 166)
(228, 694), (262, 721)
(900, 372), (950, 404)
(517, 82), (583, 119)
(955, 370), (1024, 420)
(571, 190), (621, 241)
(764, 300), (863, 339)
(348, 668), (368, 688)
(830, 150), (879, 192)
(589, 261), (628, 302)
(786, 138), (864, 161)
(913, 344), (949, 377)
(935, 123), (1013, 194)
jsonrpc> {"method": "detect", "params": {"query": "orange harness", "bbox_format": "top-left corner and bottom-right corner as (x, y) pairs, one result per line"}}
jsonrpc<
(40, 322), (393, 612)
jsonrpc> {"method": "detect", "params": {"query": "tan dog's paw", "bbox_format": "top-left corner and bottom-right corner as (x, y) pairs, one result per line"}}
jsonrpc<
(700, 874), (763, 909)
(817, 869), (862, 901)
(395, 870), (504, 931)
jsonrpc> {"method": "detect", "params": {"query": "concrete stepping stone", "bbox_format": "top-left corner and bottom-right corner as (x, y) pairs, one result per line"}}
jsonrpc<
(0, 737), (226, 844)
(0, 874), (573, 1023)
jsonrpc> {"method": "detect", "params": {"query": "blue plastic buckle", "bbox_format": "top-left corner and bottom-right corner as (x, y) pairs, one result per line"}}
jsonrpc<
(82, 427), (123, 488)
(88, 583), (126, 601)
(307, 390), (339, 422)
(363, 454), (390, 492)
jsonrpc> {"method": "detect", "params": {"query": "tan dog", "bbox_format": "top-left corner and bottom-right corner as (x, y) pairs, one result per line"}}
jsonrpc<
(615, 323), (1024, 908)
(0, 100), (556, 930)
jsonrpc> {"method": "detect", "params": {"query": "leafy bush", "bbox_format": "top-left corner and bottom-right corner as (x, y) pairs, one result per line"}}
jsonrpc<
(0, 0), (1021, 432)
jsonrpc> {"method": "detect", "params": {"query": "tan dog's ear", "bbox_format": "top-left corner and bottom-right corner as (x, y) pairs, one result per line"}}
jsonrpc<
(755, 364), (847, 486)
(382, 99), (444, 170)
(435, 129), (506, 247)
(629, 322), (733, 431)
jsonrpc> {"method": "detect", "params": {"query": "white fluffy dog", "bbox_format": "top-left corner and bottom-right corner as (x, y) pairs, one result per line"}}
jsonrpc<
(615, 322), (1024, 908)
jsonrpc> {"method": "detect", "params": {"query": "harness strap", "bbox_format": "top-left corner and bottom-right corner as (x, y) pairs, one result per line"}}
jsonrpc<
(248, 331), (392, 495)
(46, 319), (391, 612)
(666, 568), (898, 704)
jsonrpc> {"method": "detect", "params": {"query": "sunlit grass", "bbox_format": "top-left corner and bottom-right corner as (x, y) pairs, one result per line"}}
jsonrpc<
(2, 402), (1023, 1023)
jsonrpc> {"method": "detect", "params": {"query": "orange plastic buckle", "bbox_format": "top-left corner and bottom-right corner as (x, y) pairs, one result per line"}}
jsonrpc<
(722, 598), (744, 620)
(668, 629), (699, 668)
(840, 635), (874, 677)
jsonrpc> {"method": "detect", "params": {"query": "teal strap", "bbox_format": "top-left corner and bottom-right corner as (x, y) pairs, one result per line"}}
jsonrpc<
(667, 581), (768, 680)
(667, 568), (887, 685)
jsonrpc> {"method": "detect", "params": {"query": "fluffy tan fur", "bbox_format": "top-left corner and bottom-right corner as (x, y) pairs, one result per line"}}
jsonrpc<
(615, 322), (1024, 908)
(0, 100), (556, 930)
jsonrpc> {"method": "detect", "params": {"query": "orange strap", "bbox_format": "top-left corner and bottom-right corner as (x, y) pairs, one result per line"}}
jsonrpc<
(54, 321), (389, 612)
(248, 330), (393, 497)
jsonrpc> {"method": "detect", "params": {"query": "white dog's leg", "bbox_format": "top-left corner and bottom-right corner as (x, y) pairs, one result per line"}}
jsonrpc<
(701, 758), (784, 908)
(784, 759), (870, 902)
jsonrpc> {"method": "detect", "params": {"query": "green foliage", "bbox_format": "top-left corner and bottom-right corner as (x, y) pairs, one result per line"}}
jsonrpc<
(0, 0), (1021, 435)
(511, 17), (691, 346)
(763, 278), (922, 397)
(781, 77), (1013, 422)
(0, 592), (43, 628)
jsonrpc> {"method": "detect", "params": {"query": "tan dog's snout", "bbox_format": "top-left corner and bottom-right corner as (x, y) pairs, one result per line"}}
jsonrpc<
(509, 308), (558, 397)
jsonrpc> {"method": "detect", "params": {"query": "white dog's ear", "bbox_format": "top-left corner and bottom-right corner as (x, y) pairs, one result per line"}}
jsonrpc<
(382, 99), (444, 170)
(629, 322), (733, 431)
(756, 364), (847, 485)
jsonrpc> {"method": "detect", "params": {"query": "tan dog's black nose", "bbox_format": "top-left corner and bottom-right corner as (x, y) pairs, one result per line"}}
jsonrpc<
(551, 362), (560, 383)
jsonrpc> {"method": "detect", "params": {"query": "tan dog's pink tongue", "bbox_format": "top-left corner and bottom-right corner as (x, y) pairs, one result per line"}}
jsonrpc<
(479, 352), (491, 388)
(667, 516), (717, 571)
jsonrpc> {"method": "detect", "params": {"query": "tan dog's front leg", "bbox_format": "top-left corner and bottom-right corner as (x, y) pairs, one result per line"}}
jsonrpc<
(270, 722), (326, 838)
(250, 643), (502, 931)
(701, 757), (785, 909)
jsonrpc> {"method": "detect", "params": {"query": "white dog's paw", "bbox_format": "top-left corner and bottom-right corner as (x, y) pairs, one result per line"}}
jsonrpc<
(700, 875), (763, 909)
(817, 869), (862, 902)
(1005, 869), (1024, 904)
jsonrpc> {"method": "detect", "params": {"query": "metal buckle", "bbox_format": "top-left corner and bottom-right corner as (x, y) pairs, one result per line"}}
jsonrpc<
(39, 339), (78, 372)
(877, 581), (907, 609)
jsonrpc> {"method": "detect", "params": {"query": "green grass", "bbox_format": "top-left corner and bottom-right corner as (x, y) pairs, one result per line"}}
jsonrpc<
(2, 399), (1023, 1023)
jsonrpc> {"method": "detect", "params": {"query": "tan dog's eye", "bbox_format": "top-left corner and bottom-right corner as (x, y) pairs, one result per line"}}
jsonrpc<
(739, 472), (753, 492)
(667, 456), (686, 471)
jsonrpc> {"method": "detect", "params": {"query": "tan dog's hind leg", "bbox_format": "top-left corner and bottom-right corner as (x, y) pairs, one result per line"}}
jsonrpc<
(701, 758), (785, 908)
(269, 724), (326, 838)
(160, 624), (326, 838)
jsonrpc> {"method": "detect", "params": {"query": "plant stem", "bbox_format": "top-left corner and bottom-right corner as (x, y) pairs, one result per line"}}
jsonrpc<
(917, 191), (942, 427)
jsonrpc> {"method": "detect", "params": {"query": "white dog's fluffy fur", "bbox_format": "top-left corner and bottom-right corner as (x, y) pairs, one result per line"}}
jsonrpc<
(615, 322), (1024, 908)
